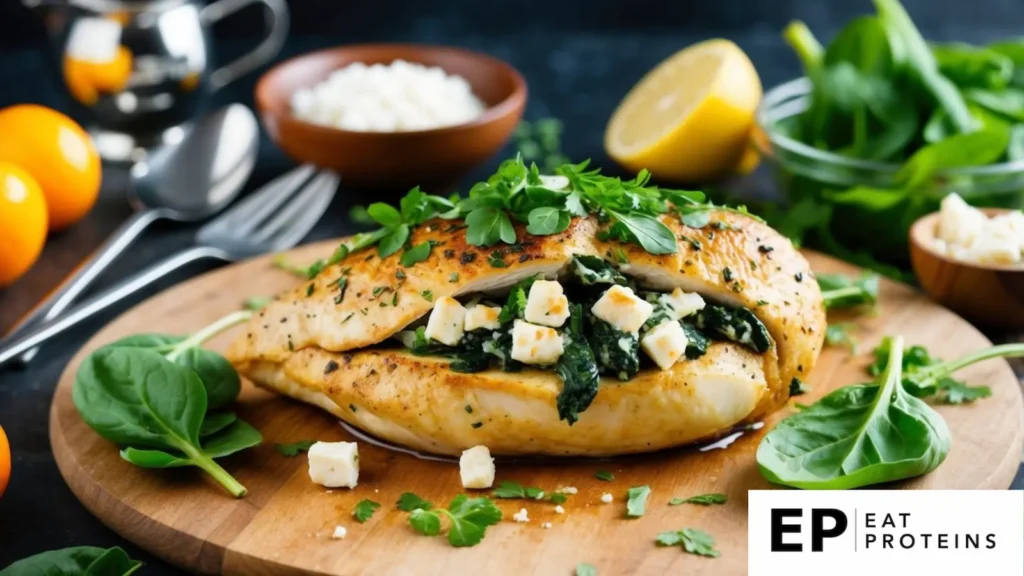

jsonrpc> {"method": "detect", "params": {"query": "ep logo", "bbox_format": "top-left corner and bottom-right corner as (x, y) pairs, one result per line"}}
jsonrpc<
(771, 508), (848, 552)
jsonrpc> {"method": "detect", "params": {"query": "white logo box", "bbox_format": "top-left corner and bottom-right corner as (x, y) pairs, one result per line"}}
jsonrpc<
(749, 490), (1023, 576)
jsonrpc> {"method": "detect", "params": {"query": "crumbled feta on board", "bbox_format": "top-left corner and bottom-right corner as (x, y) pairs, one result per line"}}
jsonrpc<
(308, 441), (359, 488)
(934, 193), (1024, 265)
(459, 445), (495, 489)
(464, 305), (501, 331)
(332, 526), (347, 539)
(640, 320), (689, 370)
(425, 296), (466, 345)
(524, 280), (570, 327)
(591, 285), (654, 333)
(510, 320), (564, 364)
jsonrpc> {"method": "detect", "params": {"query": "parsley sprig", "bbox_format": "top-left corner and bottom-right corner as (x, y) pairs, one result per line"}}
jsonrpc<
(407, 494), (502, 547)
(336, 156), (760, 272)
(493, 480), (568, 504)
(656, 528), (720, 557)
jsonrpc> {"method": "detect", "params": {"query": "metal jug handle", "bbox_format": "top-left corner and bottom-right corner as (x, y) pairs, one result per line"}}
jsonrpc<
(201, 0), (290, 90)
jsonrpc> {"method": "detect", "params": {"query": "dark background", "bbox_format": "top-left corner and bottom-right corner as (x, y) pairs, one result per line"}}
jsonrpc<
(1, 0), (1023, 573)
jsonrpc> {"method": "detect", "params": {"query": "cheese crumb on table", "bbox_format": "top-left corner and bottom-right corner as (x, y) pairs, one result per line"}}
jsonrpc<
(554, 505), (565, 514)
(524, 280), (571, 327)
(557, 486), (578, 494)
(600, 493), (613, 503)
(307, 441), (359, 488)
(290, 60), (486, 132)
(591, 285), (654, 333)
(425, 296), (466, 346)
(332, 526), (347, 539)
(513, 508), (530, 522)
(933, 193), (1024, 265)
(542, 522), (552, 529)
(459, 445), (495, 489)
(510, 320), (564, 365)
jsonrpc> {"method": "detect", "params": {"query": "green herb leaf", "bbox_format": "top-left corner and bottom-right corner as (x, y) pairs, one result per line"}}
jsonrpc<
(493, 480), (527, 499)
(595, 470), (615, 482)
(274, 439), (316, 457)
(825, 322), (860, 353)
(625, 485), (651, 518)
(669, 493), (728, 506)
(445, 495), (503, 547)
(367, 203), (402, 227)
(526, 207), (571, 235)
(400, 241), (433, 267)
(378, 224), (410, 258)
(657, 528), (721, 558)
(575, 563), (597, 576)
(397, 492), (433, 512)
(353, 499), (381, 523)
(606, 211), (677, 255)
(242, 296), (271, 311)
(818, 273), (880, 309)
(409, 509), (442, 536)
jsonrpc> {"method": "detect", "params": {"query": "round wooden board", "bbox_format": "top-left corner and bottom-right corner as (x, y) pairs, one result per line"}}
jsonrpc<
(50, 243), (1024, 575)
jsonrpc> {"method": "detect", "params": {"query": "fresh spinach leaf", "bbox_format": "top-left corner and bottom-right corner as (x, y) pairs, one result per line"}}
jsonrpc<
(757, 336), (951, 489)
(199, 412), (237, 438)
(555, 304), (601, 424)
(694, 305), (772, 353)
(0, 546), (142, 576)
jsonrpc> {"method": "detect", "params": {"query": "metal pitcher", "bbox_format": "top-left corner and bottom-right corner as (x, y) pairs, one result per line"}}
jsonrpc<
(26, 0), (289, 161)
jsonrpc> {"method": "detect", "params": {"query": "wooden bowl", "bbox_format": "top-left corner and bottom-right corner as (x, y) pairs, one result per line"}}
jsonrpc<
(909, 208), (1024, 328)
(255, 44), (527, 190)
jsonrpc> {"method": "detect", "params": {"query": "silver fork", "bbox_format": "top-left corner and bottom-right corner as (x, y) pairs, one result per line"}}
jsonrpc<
(0, 164), (337, 369)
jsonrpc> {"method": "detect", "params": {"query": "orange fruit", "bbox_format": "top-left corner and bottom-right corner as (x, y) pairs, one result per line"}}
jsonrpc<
(88, 46), (133, 93)
(0, 105), (101, 230)
(0, 162), (48, 287)
(0, 425), (9, 499)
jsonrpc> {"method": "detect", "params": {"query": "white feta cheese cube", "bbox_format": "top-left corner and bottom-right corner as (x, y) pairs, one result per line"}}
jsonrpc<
(510, 320), (564, 365)
(307, 441), (359, 488)
(424, 296), (466, 346)
(459, 445), (495, 489)
(332, 526), (347, 539)
(524, 280), (571, 327)
(641, 320), (689, 371)
(937, 193), (986, 247)
(591, 285), (653, 333)
(464, 305), (502, 332)
(661, 288), (705, 319)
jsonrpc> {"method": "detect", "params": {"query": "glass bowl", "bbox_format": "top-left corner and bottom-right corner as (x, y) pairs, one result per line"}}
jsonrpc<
(753, 77), (1024, 267)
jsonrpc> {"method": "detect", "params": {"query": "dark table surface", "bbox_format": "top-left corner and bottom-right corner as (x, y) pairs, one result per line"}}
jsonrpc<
(1, 31), (1023, 573)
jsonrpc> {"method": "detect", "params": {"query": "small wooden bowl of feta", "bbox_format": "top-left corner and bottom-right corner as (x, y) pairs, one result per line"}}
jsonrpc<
(255, 44), (526, 189)
(909, 193), (1024, 328)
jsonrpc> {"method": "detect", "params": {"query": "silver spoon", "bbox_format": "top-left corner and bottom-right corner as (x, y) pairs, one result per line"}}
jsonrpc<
(4, 104), (259, 363)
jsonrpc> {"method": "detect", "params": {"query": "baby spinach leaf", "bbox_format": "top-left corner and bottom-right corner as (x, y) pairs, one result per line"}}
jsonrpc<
(120, 447), (191, 468)
(757, 336), (952, 489)
(73, 347), (254, 497)
(965, 87), (1024, 120)
(200, 412), (237, 437)
(0, 546), (142, 576)
(1008, 125), (1024, 160)
(824, 15), (892, 75)
(200, 419), (262, 459)
(932, 42), (1012, 89)
(897, 126), (1010, 188)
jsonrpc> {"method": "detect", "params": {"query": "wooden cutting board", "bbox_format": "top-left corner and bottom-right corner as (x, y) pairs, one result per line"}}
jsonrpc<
(49, 244), (1024, 575)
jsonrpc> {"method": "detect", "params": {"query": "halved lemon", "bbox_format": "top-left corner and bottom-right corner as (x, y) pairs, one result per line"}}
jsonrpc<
(605, 39), (762, 183)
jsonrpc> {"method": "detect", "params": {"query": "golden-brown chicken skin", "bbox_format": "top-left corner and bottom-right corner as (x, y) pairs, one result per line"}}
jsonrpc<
(227, 211), (826, 455)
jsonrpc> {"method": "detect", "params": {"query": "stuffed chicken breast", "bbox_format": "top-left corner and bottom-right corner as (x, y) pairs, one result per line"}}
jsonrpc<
(227, 163), (826, 456)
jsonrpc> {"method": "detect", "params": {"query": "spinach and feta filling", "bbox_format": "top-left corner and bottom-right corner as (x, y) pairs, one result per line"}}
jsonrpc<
(395, 257), (773, 424)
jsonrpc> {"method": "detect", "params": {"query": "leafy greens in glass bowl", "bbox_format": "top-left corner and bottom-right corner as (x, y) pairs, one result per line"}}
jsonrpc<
(753, 0), (1024, 279)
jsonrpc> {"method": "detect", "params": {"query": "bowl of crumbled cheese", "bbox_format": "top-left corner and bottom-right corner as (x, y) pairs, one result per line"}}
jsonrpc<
(910, 193), (1024, 327)
(255, 44), (527, 189)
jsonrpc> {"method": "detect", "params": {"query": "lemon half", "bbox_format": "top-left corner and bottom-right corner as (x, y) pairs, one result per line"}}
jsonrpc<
(605, 39), (762, 182)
